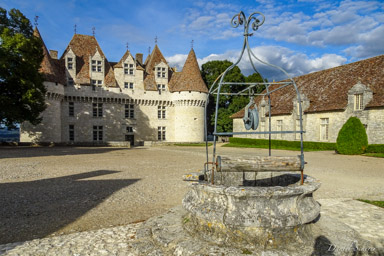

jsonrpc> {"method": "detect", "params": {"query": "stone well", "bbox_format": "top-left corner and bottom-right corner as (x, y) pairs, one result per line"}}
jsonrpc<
(182, 174), (321, 249)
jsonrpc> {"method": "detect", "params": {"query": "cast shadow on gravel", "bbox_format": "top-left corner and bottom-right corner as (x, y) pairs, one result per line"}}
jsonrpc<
(0, 170), (139, 245)
(0, 146), (140, 159)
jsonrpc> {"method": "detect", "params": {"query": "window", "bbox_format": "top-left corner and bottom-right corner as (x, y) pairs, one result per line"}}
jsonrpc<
(320, 118), (329, 141)
(92, 80), (102, 90)
(354, 94), (363, 110)
(69, 102), (74, 117)
(277, 120), (283, 139)
(158, 106), (166, 119)
(92, 60), (102, 72)
(67, 57), (73, 70)
(157, 67), (166, 78)
(67, 77), (74, 86)
(124, 63), (134, 75)
(260, 106), (265, 117)
(158, 126), (166, 141)
(93, 126), (103, 141)
(297, 102), (302, 115)
(69, 125), (74, 141)
(126, 126), (133, 133)
(296, 120), (301, 140)
(125, 104), (134, 119)
(124, 82), (134, 89)
(93, 103), (103, 117)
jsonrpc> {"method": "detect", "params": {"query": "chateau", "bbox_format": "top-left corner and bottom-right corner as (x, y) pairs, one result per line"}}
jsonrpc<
(20, 28), (208, 145)
(231, 54), (384, 144)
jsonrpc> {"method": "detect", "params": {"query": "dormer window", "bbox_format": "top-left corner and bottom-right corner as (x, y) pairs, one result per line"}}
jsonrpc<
(354, 94), (363, 111)
(92, 60), (102, 72)
(67, 57), (73, 69)
(124, 63), (134, 75)
(157, 67), (166, 78)
(67, 77), (74, 86)
(92, 80), (102, 90)
(124, 82), (134, 89)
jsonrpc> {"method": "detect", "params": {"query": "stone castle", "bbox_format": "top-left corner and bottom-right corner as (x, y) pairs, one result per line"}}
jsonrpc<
(21, 28), (208, 145)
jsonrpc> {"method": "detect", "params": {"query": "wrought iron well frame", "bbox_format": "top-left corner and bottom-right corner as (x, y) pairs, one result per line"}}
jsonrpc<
(204, 11), (305, 184)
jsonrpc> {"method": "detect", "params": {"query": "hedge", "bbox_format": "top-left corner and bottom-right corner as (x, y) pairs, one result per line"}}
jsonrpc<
(366, 144), (384, 153)
(228, 137), (336, 151)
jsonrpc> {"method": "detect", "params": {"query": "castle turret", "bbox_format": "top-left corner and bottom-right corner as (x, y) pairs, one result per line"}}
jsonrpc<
(170, 49), (208, 142)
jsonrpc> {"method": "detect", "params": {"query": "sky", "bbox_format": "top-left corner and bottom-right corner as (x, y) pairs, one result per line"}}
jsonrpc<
(2, 0), (384, 80)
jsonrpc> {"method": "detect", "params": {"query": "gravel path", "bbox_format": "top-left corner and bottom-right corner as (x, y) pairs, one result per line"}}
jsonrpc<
(0, 145), (383, 245)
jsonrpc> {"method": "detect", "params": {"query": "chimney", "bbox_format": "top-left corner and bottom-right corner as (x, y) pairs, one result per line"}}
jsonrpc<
(135, 53), (143, 65)
(49, 50), (58, 59)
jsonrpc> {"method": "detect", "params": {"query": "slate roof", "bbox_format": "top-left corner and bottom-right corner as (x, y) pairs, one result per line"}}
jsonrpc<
(231, 54), (384, 118)
(60, 34), (117, 87)
(169, 49), (208, 93)
(33, 27), (66, 85)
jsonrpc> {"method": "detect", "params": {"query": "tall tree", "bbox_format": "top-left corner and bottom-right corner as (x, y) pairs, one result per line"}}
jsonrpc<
(201, 60), (265, 134)
(0, 8), (46, 128)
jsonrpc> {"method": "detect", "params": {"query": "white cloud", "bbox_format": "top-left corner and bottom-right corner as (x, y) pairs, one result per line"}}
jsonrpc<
(166, 54), (188, 71)
(167, 46), (347, 81)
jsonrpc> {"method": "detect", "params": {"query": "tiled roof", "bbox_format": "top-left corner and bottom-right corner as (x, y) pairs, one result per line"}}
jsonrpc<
(231, 54), (384, 118)
(143, 44), (170, 91)
(169, 49), (208, 93)
(33, 27), (66, 85)
(60, 34), (117, 87)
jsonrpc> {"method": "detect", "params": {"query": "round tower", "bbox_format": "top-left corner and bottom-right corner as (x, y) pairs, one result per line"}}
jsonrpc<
(169, 49), (208, 142)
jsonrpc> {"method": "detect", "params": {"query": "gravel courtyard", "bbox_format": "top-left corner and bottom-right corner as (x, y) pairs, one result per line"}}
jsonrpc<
(0, 145), (383, 244)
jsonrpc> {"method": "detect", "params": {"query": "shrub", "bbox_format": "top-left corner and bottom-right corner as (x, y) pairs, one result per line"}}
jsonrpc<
(336, 117), (368, 155)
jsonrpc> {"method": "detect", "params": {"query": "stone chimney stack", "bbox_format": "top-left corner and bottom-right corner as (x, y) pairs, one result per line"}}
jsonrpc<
(49, 50), (58, 59)
(135, 53), (143, 65)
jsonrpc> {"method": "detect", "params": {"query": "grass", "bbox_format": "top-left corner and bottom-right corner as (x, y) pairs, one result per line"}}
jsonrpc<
(357, 199), (384, 208)
(174, 143), (212, 147)
(224, 138), (336, 152)
(363, 153), (384, 158)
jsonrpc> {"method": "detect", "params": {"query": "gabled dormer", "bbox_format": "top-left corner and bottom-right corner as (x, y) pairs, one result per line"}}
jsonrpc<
(123, 54), (135, 76)
(89, 47), (105, 87)
(65, 48), (76, 86)
(348, 81), (373, 112)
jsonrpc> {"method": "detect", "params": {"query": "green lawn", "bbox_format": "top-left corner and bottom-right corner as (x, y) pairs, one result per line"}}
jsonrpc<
(363, 153), (384, 158)
(357, 199), (384, 208)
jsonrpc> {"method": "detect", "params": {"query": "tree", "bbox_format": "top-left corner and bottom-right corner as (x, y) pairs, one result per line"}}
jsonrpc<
(201, 60), (265, 133)
(336, 117), (368, 155)
(0, 8), (46, 129)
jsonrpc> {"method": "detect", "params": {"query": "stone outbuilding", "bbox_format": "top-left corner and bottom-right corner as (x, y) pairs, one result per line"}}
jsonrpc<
(231, 55), (384, 144)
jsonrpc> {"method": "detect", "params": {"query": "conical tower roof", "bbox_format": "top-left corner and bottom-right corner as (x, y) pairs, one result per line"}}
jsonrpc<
(169, 49), (208, 93)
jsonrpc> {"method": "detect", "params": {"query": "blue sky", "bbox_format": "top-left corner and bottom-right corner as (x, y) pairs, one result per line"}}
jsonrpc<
(2, 0), (384, 80)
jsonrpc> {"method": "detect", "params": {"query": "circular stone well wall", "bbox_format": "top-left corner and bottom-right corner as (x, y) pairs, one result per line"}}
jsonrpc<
(182, 174), (321, 249)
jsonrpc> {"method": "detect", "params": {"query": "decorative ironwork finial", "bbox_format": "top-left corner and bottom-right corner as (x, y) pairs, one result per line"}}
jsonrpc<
(126, 42), (129, 50)
(148, 46), (151, 55)
(74, 24), (77, 34)
(34, 16), (39, 27)
(92, 27), (95, 37)
(154, 36), (158, 44)
(191, 39), (194, 49)
(230, 11), (265, 37)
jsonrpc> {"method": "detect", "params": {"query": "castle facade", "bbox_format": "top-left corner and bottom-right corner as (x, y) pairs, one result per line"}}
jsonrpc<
(20, 28), (208, 145)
